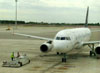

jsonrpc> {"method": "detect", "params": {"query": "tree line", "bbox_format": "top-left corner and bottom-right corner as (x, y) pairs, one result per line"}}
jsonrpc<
(0, 20), (99, 26)
(0, 20), (25, 24)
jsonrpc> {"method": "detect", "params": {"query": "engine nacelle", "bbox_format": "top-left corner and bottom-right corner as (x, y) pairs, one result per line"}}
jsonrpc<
(95, 44), (100, 54)
(40, 42), (53, 53)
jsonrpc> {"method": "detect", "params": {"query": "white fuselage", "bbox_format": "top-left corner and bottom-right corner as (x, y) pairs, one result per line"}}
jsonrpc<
(53, 28), (91, 53)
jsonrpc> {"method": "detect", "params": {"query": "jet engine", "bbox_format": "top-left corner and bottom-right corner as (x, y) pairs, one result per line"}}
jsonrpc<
(40, 41), (53, 53)
(95, 44), (100, 54)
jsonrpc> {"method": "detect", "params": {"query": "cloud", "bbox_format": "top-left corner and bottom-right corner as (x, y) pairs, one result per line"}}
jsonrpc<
(0, 1), (14, 10)
(0, 0), (100, 23)
(38, 0), (91, 8)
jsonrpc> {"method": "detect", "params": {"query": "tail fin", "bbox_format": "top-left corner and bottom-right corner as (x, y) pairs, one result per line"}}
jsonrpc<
(85, 6), (89, 27)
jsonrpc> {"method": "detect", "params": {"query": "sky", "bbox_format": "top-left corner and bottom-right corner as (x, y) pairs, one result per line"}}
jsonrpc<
(0, 0), (100, 23)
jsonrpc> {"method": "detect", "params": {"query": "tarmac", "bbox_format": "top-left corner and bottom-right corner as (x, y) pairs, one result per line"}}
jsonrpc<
(0, 25), (100, 73)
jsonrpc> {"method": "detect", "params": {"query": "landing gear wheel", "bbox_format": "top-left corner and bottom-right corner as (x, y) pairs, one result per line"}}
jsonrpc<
(93, 53), (96, 56)
(90, 51), (96, 57)
(57, 52), (60, 55)
(61, 53), (64, 55)
(29, 60), (30, 63)
(90, 51), (93, 57)
(62, 58), (66, 62)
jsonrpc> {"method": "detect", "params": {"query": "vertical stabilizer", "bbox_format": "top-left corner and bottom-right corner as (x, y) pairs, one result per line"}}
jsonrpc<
(85, 6), (89, 27)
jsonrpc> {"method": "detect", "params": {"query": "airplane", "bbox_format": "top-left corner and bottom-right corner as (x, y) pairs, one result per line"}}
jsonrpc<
(14, 7), (100, 62)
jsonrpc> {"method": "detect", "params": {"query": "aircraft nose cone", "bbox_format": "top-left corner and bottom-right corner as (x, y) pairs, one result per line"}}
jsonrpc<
(53, 40), (67, 52)
(54, 42), (63, 49)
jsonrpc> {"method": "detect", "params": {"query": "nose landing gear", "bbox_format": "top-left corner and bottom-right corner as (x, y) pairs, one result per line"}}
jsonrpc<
(56, 52), (67, 62)
(62, 53), (67, 62)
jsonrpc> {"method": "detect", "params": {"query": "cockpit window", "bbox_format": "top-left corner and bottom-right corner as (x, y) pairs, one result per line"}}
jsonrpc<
(56, 37), (60, 40)
(61, 37), (66, 40)
(66, 37), (71, 40)
(56, 37), (71, 40)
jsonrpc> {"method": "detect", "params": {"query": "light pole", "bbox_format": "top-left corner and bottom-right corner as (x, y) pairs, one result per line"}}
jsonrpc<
(15, 0), (18, 29)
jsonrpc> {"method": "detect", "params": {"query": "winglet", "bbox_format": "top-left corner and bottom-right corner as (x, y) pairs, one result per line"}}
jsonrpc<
(85, 6), (89, 27)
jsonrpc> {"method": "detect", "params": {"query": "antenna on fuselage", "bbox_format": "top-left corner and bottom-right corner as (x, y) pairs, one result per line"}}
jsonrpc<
(85, 6), (89, 27)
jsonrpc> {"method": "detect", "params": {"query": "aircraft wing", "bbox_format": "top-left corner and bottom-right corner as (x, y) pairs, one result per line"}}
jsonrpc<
(83, 41), (100, 45)
(91, 30), (100, 32)
(13, 33), (53, 41)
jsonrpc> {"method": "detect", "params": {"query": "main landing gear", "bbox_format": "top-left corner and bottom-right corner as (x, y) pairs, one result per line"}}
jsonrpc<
(90, 51), (96, 57)
(88, 44), (96, 57)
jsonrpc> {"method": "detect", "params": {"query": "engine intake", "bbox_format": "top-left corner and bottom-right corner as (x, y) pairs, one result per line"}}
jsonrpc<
(95, 46), (100, 54)
(40, 42), (53, 53)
